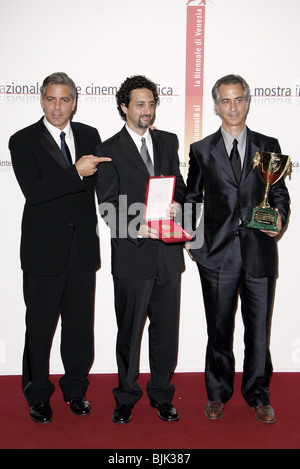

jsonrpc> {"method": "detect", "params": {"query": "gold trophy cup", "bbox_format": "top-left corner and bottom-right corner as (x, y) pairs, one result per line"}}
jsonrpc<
(245, 151), (291, 231)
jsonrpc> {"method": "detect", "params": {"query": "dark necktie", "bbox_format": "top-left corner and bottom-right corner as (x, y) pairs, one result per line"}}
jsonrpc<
(140, 137), (155, 177)
(60, 131), (72, 166)
(230, 139), (241, 182)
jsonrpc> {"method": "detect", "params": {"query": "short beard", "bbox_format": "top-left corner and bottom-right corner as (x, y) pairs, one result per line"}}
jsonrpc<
(138, 115), (152, 129)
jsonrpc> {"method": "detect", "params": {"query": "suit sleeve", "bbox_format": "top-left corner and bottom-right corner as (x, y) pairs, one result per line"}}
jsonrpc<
(169, 136), (186, 205)
(184, 144), (204, 231)
(265, 139), (290, 228)
(95, 144), (143, 245)
(94, 145), (120, 227)
(9, 134), (86, 205)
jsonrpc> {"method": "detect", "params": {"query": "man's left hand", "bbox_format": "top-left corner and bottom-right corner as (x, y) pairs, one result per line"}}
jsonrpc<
(168, 201), (181, 219)
(260, 208), (282, 237)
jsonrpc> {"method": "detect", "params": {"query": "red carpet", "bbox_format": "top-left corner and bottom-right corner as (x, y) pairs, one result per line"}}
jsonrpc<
(0, 373), (299, 450)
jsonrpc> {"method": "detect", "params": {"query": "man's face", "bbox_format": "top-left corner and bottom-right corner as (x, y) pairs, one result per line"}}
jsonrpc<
(41, 84), (76, 130)
(121, 88), (156, 135)
(216, 82), (249, 134)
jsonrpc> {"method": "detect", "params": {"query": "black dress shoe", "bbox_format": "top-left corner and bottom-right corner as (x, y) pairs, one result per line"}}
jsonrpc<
(112, 404), (132, 424)
(150, 401), (179, 422)
(64, 396), (91, 415)
(30, 402), (52, 424)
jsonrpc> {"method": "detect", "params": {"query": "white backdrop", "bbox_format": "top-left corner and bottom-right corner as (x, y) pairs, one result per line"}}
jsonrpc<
(0, 0), (299, 376)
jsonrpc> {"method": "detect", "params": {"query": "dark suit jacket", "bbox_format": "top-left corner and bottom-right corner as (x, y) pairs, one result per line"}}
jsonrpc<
(9, 117), (101, 276)
(185, 126), (290, 278)
(95, 126), (186, 279)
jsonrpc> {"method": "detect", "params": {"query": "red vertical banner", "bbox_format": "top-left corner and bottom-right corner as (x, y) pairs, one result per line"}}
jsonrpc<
(184, 1), (206, 166)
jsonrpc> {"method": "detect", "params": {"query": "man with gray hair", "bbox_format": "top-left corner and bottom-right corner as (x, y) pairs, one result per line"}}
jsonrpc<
(9, 72), (110, 423)
(185, 74), (290, 423)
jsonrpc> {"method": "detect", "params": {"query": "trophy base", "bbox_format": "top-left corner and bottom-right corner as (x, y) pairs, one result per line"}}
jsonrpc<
(244, 206), (278, 231)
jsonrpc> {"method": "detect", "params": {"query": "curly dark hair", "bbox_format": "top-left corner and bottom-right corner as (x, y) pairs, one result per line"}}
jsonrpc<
(116, 75), (160, 120)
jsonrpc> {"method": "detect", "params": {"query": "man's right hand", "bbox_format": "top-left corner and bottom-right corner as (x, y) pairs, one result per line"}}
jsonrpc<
(185, 242), (194, 260)
(138, 224), (159, 239)
(75, 154), (111, 177)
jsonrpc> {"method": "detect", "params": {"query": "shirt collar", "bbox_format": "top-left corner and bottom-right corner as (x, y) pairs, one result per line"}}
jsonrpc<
(126, 124), (151, 149)
(43, 117), (72, 142)
(221, 125), (247, 159)
(221, 125), (246, 145)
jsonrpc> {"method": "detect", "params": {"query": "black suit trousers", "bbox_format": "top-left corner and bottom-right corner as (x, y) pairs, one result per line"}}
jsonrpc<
(112, 244), (181, 407)
(197, 236), (275, 407)
(22, 235), (95, 405)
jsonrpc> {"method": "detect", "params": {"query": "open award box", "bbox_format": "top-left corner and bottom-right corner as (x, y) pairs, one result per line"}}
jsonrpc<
(144, 176), (192, 243)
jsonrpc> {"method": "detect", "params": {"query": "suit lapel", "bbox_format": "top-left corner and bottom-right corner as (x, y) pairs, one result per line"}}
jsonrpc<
(210, 129), (235, 180)
(240, 128), (260, 183)
(150, 130), (163, 176)
(39, 122), (68, 169)
(39, 119), (84, 167)
(210, 127), (261, 184)
(71, 123), (84, 162)
(119, 126), (153, 178)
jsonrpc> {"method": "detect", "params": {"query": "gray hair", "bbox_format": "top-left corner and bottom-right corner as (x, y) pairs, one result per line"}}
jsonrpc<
(40, 72), (77, 100)
(212, 74), (251, 114)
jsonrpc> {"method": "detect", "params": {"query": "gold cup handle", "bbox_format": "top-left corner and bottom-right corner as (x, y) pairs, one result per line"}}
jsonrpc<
(253, 151), (291, 210)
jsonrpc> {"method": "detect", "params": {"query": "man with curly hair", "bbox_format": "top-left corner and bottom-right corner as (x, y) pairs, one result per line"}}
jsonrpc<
(96, 75), (186, 424)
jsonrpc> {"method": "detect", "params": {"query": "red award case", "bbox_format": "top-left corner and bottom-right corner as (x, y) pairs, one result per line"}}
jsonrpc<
(144, 176), (192, 243)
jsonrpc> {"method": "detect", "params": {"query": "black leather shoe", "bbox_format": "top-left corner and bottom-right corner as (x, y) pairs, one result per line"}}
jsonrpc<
(64, 396), (91, 415)
(30, 402), (52, 423)
(150, 401), (179, 422)
(112, 404), (132, 424)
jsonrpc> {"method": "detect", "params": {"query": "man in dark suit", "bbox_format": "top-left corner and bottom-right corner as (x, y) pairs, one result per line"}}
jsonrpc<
(95, 75), (185, 423)
(9, 72), (110, 423)
(185, 74), (290, 423)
